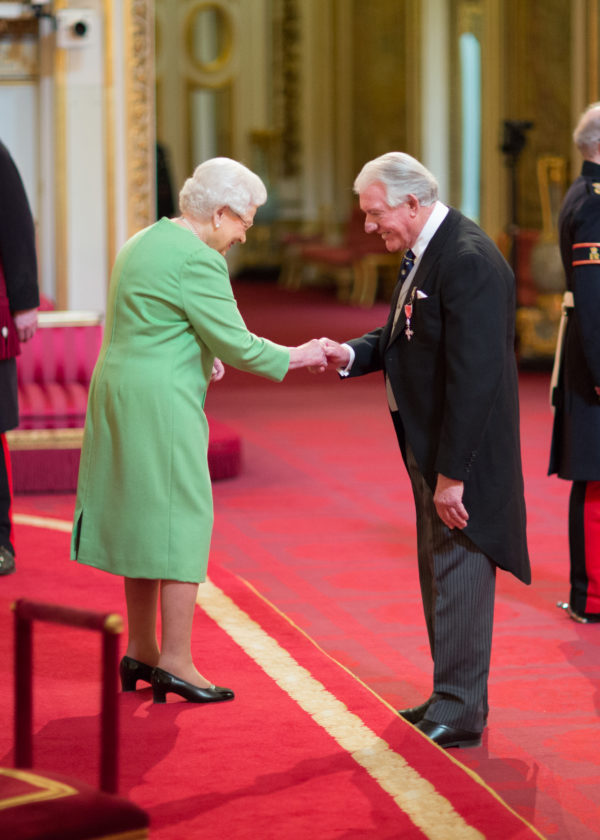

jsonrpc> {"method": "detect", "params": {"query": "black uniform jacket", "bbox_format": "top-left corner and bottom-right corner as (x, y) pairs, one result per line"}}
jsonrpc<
(347, 208), (530, 584)
(549, 160), (600, 481)
(0, 140), (39, 432)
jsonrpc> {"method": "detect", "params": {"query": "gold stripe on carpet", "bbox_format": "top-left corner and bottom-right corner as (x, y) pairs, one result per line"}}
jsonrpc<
(0, 768), (77, 810)
(13, 514), (73, 533)
(198, 579), (484, 840)
(6, 428), (84, 451)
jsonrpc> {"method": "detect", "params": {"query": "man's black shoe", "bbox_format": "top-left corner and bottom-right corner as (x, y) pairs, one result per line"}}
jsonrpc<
(400, 699), (488, 728)
(397, 699), (432, 724)
(415, 720), (482, 748)
(0, 546), (15, 576)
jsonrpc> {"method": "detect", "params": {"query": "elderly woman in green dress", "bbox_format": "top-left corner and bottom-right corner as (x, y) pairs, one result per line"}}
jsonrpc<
(71, 158), (327, 703)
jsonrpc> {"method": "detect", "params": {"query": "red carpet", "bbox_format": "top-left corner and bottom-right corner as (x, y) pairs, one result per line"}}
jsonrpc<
(2, 281), (598, 839)
(1, 518), (540, 839)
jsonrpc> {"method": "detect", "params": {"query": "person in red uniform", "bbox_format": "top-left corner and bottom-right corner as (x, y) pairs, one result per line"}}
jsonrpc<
(0, 140), (39, 576)
(549, 103), (600, 623)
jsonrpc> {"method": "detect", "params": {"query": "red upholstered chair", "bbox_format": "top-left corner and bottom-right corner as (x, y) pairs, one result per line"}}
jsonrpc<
(7, 312), (104, 493)
(0, 599), (150, 840)
(280, 205), (401, 306)
(16, 312), (104, 431)
(8, 312), (243, 491)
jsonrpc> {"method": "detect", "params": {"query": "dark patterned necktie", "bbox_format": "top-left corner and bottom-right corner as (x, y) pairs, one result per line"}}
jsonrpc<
(399, 248), (416, 281)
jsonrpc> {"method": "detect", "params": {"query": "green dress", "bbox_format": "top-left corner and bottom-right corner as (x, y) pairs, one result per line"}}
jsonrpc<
(71, 218), (289, 582)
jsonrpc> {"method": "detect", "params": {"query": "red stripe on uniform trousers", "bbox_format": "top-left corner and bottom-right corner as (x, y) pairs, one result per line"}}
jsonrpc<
(583, 481), (600, 613)
(571, 260), (600, 265)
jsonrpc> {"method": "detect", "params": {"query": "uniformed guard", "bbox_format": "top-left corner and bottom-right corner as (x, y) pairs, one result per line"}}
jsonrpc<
(549, 102), (600, 623)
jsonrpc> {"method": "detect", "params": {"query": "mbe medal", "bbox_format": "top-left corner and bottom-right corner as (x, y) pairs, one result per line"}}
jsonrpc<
(404, 303), (413, 340)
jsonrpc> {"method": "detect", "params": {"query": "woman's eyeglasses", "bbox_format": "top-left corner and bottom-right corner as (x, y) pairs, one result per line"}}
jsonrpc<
(227, 207), (253, 231)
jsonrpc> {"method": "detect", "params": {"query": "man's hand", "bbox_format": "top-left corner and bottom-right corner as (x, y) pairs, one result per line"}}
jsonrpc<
(13, 308), (38, 342)
(433, 474), (468, 530)
(210, 358), (225, 382)
(317, 337), (351, 369)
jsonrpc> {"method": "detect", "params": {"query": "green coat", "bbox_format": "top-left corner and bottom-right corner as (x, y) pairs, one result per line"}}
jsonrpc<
(71, 218), (289, 582)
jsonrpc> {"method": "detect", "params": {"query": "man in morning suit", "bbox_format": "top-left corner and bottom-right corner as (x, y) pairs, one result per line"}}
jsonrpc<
(318, 152), (530, 748)
(0, 139), (39, 576)
(549, 103), (600, 623)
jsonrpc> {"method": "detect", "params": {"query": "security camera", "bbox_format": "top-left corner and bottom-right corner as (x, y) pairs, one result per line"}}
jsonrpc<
(72, 19), (88, 37)
(56, 9), (96, 48)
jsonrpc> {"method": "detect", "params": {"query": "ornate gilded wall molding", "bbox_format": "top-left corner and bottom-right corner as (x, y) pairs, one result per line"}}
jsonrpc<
(54, 0), (68, 309)
(184, 1), (234, 80)
(0, 18), (38, 76)
(104, 0), (116, 274)
(273, 0), (302, 177)
(587, 0), (599, 101)
(124, 0), (156, 236)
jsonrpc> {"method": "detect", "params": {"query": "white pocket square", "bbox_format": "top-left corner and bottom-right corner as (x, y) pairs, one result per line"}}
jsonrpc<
(416, 290), (428, 299)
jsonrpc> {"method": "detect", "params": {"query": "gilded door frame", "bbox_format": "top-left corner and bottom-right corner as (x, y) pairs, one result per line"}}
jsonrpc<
(122, 0), (156, 241)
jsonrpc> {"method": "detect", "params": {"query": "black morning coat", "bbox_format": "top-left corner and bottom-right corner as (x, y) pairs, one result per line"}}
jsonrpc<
(0, 140), (40, 432)
(549, 159), (600, 482)
(347, 208), (531, 585)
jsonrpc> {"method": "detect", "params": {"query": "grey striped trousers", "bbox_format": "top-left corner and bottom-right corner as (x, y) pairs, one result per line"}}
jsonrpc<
(405, 443), (496, 732)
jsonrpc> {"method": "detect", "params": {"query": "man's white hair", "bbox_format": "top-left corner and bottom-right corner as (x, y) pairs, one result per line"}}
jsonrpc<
(573, 103), (600, 158)
(353, 152), (438, 207)
(179, 157), (267, 219)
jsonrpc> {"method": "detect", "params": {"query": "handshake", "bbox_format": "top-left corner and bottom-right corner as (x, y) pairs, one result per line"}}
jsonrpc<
(209, 338), (350, 383)
(289, 337), (350, 373)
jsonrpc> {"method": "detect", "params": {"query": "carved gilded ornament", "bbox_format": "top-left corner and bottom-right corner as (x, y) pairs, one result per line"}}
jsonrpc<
(125, 0), (156, 236)
(0, 19), (38, 77)
(184, 2), (234, 79)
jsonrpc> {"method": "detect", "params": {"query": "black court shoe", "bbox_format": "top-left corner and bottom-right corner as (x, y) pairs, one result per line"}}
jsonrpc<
(119, 655), (155, 691)
(151, 667), (235, 704)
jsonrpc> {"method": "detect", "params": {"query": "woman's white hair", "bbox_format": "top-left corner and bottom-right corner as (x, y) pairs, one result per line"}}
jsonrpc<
(179, 157), (267, 219)
(353, 152), (438, 207)
(573, 102), (600, 158)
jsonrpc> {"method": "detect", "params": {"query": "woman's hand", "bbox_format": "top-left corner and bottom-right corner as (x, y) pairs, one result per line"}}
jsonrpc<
(288, 339), (328, 371)
(210, 358), (225, 382)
